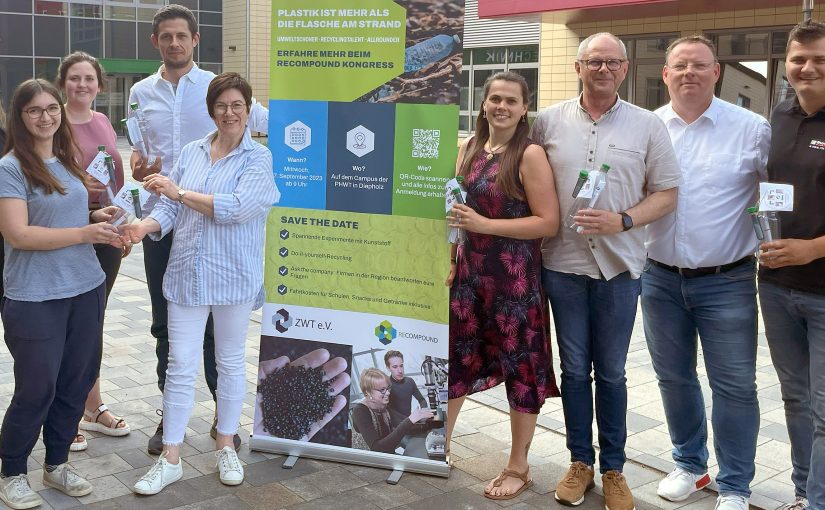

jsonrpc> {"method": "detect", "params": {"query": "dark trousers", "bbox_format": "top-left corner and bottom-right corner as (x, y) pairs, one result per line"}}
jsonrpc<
(143, 231), (217, 400)
(94, 243), (122, 301)
(0, 284), (105, 475)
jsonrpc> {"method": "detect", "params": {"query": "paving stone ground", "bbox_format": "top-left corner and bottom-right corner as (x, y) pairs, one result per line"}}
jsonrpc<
(0, 139), (796, 510)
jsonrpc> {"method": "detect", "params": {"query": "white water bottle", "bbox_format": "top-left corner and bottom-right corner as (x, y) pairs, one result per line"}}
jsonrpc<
(565, 164), (610, 231)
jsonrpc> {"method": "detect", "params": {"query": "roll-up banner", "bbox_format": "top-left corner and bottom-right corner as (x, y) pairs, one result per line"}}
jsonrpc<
(250, 0), (464, 477)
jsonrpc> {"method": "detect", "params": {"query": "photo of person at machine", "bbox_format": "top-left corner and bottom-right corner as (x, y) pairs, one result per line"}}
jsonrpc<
(350, 359), (447, 460)
(385, 350), (428, 416)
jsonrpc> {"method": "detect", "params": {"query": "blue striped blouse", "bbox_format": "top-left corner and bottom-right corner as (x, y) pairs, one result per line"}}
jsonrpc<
(149, 129), (280, 308)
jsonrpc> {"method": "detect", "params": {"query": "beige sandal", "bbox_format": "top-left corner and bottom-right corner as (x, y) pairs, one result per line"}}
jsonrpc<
(70, 433), (87, 452)
(79, 404), (130, 436)
(484, 468), (533, 500)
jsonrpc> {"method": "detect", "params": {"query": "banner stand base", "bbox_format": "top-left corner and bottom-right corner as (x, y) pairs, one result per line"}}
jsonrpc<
(386, 469), (404, 485)
(250, 435), (450, 479)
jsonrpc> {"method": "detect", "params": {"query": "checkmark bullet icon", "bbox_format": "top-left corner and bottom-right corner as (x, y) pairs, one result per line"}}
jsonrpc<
(279, 247), (288, 257)
(277, 284), (287, 295)
(279, 266), (288, 276)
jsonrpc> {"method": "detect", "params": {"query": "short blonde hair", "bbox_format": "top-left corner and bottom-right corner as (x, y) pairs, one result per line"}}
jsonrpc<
(360, 368), (389, 395)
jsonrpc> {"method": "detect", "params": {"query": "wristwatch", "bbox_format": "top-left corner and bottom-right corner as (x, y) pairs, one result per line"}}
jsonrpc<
(177, 188), (187, 203)
(620, 212), (633, 231)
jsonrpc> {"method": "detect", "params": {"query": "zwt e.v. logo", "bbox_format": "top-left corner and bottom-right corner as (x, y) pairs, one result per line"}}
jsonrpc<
(375, 320), (397, 345)
(273, 308), (294, 334)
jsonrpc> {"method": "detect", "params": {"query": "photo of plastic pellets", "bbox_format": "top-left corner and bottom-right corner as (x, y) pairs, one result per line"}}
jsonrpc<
(254, 336), (352, 447)
(358, 0), (464, 105)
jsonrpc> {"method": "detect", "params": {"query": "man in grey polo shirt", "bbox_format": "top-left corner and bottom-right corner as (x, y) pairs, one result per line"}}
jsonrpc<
(531, 32), (680, 510)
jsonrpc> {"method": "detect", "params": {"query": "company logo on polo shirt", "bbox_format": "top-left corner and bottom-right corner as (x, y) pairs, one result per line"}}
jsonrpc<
(373, 320), (438, 345)
(810, 139), (825, 151)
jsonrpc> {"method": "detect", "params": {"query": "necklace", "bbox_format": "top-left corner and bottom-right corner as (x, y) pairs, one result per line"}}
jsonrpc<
(485, 140), (508, 161)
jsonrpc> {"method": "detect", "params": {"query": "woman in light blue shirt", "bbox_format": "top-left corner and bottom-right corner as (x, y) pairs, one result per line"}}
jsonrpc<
(122, 73), (279, 494)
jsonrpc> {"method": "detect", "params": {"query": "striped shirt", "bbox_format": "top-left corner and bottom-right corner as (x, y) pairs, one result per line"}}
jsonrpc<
(148, 129), (280, 308)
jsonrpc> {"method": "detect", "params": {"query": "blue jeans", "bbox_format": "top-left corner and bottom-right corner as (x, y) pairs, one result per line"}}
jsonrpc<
(759, 281), (825, 508)
(641, 260), (758, 497)
(543, 269), (640, 473)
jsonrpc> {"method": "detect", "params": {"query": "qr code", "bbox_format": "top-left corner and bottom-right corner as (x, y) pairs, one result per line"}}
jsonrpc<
(412, 128), (440, 159)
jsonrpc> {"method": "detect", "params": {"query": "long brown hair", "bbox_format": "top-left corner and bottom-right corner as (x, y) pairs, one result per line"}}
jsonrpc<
(6, 79), (84, 194)
(459, 71), (531, 200)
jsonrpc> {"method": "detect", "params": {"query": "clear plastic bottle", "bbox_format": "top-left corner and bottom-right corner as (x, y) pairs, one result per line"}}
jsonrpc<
(564, 165), (610, 231)
(123, 102), (151, 159)
(103, 155), (117, 205)
(405, 34), (461, 73)
(448, 176), (467, 245)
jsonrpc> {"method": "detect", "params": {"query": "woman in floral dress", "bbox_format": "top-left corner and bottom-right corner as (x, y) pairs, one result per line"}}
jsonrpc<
(446, 71), (560, 500)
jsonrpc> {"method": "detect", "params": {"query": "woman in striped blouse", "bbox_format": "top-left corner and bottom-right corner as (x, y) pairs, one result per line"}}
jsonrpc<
(121, 73), (279, 494)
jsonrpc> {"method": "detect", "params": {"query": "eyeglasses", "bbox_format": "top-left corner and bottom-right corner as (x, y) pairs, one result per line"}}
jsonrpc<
(667, 62), (716, 72)
(374, 387), (391, 395)
(24, 104), (61, 119)
(214, 101), (247, 115)
(578, 59), (625, 71)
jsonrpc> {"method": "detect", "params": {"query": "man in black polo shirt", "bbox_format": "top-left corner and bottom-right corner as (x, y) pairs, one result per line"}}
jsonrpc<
(384, 350), (427, 417)
(758, 19), (825, 510)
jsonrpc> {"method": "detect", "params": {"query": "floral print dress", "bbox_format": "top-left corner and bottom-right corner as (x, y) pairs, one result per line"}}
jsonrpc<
(448, 143), (560, 414)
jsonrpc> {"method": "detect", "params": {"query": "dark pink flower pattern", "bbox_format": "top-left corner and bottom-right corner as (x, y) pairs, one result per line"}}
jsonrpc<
(448, 143), (560, 412)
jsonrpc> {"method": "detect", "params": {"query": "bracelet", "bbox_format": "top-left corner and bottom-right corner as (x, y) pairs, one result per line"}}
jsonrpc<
(89, 209), (96, 224)
(450, 258), (457, 263)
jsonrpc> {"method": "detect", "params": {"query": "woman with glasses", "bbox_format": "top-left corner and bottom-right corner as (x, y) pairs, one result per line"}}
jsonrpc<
(351, 368), (434, 454)
(57, 51), (131, 452)
(0, 79), (123, 509)
(121, 73), (279, 494)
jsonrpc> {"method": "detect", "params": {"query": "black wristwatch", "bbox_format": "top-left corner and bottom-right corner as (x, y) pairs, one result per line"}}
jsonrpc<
(620, 212), (633, 231)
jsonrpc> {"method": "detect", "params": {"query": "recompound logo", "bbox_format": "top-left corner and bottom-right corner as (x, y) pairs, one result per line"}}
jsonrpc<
(273, 308), (294, 333)
(375, 320), (397, 345)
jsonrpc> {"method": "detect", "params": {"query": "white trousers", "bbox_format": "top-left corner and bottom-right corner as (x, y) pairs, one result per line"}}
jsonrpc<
(162, 301), (254, 446)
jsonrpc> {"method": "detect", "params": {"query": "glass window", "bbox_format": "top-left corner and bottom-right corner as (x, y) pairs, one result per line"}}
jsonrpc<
(717, 33), (769, 58)
(507, 45), (539, 64)
(0, 57), (33, 106)
(717, 61), (768, 117)
(200, 0), (222, 11)
(199, 11), (221, 26)
(176, 0), (198, 9)
(198, 25), (221, 62)
(472, 68), (503, 109)
(137, 22), (157, 60)
(105, 5), (135, 21)
(137, 8), (156, 22)
(459, 69), (469, 110)
(772, 31), (789, 54)
(105, 20), (136, 59)
(70, 3), (102, 18)
(70, 17), (102, 57)
(634, 63), (669, 110)
(634, 37), (672, 59)
(34, 16), (68, 57)
(0, 0), (31, 13)
(772, 60), (793, 106)
(199, 62), (222, 74)
(511, 67), (538, 112)
(472, 47), (506, 66)
(34, 1), (67, 15)
(34, 57), (60, 82)
(0, 14), (33, 56)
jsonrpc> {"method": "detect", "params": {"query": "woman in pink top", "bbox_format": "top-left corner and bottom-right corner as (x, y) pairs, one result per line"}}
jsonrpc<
(58, 51), (130, 450)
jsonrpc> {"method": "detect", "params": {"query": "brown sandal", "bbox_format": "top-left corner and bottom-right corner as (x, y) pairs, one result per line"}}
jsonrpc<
(483, 468), (533, 500)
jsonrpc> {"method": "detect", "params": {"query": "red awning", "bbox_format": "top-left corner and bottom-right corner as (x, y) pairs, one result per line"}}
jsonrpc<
(478, 0), (674, 17)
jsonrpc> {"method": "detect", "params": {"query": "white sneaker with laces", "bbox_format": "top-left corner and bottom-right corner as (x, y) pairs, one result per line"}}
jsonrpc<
(132, 452), (183, 495)
(42, 464), (93, 497)
(0, 475), (42, 510)
(714, 495), (749, 510)
(656, 467), (711, 502)
(215, 446), (244, 486)
(779, 496), (809, 510)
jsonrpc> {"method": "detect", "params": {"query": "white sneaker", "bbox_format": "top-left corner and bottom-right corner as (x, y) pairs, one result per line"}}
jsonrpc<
(215, 446), (244, 486)
(779, 496), (809, 510)
(132, 452), (183, 495)
(42, 464), (93, 497)
(715, 495), (749, 510)
(656, 467), (711, 501)
(0, 475), (42, 510)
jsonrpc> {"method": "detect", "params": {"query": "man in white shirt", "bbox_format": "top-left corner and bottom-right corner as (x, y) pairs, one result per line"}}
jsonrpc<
(129, 4), (268, 456)
(643, 36), (770, 510)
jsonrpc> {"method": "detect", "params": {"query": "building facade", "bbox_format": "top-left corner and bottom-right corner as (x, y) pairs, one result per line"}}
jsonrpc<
(0, 0), (223, 127)
(479, 0), (824, 118)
